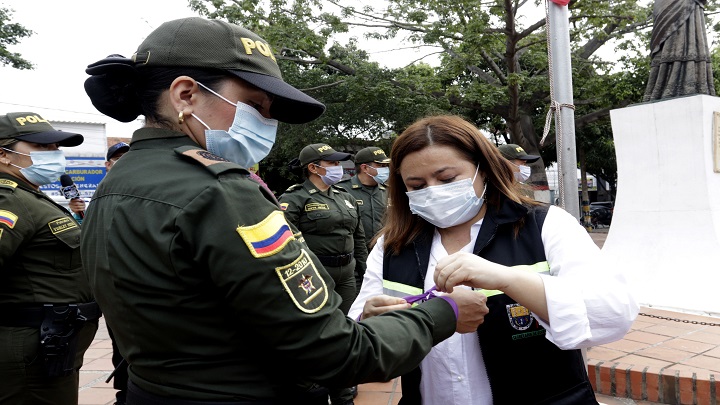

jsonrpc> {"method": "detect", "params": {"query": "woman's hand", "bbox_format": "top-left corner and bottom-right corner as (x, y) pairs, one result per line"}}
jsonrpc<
(434, 251), (509, 293)
(360, 295), (410, 320)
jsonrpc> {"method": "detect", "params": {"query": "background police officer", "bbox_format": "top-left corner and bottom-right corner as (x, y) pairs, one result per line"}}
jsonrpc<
(280, 143), (367, 315)
(0, 112), (99, 405)
(339, 146), (390, 289)
(280, 143), (368, 405)
(498, 143), (540, 199)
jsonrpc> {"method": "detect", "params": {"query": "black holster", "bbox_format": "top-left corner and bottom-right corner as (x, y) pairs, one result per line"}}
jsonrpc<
(39, 304), (84, 377)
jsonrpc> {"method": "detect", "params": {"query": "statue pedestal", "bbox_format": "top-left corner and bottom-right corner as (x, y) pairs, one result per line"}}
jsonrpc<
(605, 95), (720, 317)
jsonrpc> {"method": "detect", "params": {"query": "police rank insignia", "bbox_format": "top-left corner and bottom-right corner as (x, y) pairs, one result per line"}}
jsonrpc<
(237, 211), (295, 258)
(276, 249), (328, 313)
(344, 200), (354, 209)
(506, 303), (534, 331)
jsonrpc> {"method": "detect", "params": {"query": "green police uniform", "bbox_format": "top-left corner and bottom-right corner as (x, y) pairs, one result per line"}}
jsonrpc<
(279, 179), (367, 315)
(0, 173), (98, 405)
(339, 175), (388, 248)
(80, 128), (457, 402)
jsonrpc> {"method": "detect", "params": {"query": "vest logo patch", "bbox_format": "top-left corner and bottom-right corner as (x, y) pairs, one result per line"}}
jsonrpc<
(506, 303), (534, 331)
(276, 249), (328, 313)
(48, 217), (78, 234)
(304, 203), (328, 211)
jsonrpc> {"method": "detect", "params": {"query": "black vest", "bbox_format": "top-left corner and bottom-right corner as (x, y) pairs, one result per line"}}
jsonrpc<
(383, 199), (597, 405)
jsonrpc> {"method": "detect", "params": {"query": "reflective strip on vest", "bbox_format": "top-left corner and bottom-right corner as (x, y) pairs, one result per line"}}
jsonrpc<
(482, 261), (550, 297)
(382, 280), (423, 298)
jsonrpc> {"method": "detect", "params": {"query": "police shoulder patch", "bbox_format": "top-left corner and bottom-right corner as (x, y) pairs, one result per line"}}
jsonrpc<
(237, 211), (295, 258)
(0, 179), (18, 191)
(284, 184), (303, 193)
(0, 210), (18, 229)
(175, 146), (249, 176)
(276, 249), (329, 313)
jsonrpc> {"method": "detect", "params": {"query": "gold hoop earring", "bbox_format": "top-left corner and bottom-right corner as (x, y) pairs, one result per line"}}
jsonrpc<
(178, 111), (185, 125)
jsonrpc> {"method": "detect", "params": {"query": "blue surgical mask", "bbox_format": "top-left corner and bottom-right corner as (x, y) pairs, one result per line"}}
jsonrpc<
(2, 148), (66, 186)
(192, 82), (278, 168)
(318, 165), (344, 186)
(406, 166), (485, 229)
(370, 166), (390, 185)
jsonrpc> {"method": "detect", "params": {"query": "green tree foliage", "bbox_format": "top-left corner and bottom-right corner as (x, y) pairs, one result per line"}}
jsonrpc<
(187, 0), (715, 195)
(0, 7), (33, 70)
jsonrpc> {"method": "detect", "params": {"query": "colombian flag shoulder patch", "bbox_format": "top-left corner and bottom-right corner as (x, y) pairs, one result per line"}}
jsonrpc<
(0, 210), (18, 229)
(237, 211), (295, 258)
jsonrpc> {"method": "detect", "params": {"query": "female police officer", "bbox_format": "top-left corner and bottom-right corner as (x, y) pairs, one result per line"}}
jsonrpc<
(80, 17), (487, 404)
(279, 143), (367, 316)
(279, 143), (368, 405)
(0, 112), (99, 405)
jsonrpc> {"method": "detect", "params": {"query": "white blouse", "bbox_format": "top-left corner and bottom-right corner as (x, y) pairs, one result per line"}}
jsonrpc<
(348, 205), (638, 404)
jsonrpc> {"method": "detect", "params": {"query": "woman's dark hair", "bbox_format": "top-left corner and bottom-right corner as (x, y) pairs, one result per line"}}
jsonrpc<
(381, 114), (539, 254)
(85, 65), (230, 129)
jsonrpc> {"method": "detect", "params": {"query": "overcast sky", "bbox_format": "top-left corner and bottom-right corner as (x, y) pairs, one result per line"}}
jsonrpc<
(0, 0), (203, 136)
(0, 1), (576, 138)
(0, 0), (442, 137)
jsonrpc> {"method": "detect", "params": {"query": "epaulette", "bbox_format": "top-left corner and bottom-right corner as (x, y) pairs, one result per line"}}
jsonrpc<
(174, 146), (249, 177)
(0, 179), (18, 192)
(333, 184), (348, 192)
(284, 184), (304, 193)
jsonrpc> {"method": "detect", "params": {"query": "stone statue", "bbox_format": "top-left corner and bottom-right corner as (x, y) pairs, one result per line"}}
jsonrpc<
(643, 0), (715, 101)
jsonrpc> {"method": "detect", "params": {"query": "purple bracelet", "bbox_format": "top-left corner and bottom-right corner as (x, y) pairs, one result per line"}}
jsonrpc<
(403, 286), (459, 320)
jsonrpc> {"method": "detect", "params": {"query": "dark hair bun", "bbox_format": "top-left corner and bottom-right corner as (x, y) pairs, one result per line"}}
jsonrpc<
(84, 55), (142, 123)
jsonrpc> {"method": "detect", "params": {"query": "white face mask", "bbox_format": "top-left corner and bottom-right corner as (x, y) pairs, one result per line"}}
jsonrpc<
(514, 164), (531, 182)
(406, 166), (486, 228)
(192, 82), (278, 168)
(317, 164), (344, 186)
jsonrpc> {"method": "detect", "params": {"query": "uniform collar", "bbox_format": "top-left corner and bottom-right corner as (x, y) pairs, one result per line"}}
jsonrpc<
(0, 172), (40, 193)
(130, 127), (189, 145)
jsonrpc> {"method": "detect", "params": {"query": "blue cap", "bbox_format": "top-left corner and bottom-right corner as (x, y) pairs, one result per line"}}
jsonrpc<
(107, 142), (129, 160)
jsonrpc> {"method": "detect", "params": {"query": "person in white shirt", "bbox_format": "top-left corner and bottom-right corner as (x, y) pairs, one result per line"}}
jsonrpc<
(349, 114), (638, 405)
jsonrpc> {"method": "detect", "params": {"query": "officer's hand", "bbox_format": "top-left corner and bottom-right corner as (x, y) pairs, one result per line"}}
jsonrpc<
(360, 295), (410, 320)
(69, 198), (86, 215)
(445, 288), (488, 333)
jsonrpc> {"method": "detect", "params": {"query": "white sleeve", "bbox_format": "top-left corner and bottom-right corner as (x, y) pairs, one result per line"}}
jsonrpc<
(535, 205), (638, 349)
(348, 235), (386, 320)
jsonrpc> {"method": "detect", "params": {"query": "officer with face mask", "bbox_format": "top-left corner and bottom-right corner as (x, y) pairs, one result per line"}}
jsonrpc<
(498, 143), (540, 199)
(279, 143), (368, 405)
(338, 147), (390, 290)
(0, 112), (100, 405)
